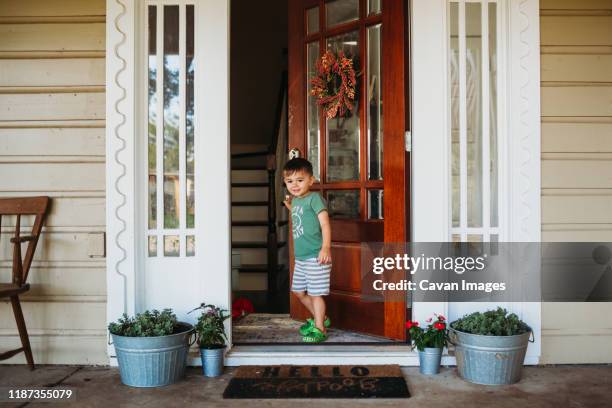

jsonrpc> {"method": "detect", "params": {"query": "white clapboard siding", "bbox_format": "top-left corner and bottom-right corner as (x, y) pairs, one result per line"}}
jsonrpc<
(0, 162), (105, 192)
(542, 87), (612, 117)
(540, 0), (612, 9)
(0, 302), (106, 331)
(0, 92), (105, 121)
(0, 232), (103, 262)
(541, 55), (612, 83)
(542, 193), (612, 224)
(0, 333), (107, 365)
(0, 59), (105, 87)
(0, 24), (105, 52)
(0, 128), (105, 156)
(0, 0), (105, 17)
(0, 265), (106, 297)
(541, 17), (612, 46)
(540, 0), (612, 364)
(0, 196), (105, 227)
(542, 122), (612, 153)
(0, 0), (106, 365)
(542, 158), (612, 189)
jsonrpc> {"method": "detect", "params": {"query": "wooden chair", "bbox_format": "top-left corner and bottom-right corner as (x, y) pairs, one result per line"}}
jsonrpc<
(0, 196), (50, 370)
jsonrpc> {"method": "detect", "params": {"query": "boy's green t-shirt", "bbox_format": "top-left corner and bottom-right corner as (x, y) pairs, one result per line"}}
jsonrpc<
(291, 192), (327, 260)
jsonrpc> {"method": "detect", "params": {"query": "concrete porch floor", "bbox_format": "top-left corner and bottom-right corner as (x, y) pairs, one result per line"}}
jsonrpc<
(0, 365), (610, 407)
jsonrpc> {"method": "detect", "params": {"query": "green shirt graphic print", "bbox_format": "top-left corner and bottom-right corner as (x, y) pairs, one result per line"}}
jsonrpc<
(291, 192), (327, 260)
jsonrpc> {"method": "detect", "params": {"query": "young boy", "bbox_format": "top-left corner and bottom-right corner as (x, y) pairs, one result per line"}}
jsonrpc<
(282, 158), (332, 343)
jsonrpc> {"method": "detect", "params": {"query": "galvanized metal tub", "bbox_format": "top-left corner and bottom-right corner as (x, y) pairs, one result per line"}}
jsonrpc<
(449, 327), (532, 385)
(111, 322), (194, 387)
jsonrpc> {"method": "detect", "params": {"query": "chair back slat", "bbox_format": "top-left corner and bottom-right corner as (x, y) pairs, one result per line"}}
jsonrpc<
(12, 215), (23, 286)
(0, 197), (49, 215)
(0, 197), (50, 285)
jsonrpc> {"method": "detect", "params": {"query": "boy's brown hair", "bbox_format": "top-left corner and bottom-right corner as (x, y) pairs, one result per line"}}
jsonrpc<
(283, 158), (313, 176)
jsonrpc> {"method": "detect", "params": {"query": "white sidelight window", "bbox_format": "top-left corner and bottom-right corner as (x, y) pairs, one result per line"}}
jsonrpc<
(449, 0), (501, 243)
(145, 1), (195, 258)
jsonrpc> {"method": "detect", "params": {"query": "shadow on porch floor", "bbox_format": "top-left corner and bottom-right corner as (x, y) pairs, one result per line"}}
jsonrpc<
(232, 313), (393, 344)
(1, 365), (611, 407)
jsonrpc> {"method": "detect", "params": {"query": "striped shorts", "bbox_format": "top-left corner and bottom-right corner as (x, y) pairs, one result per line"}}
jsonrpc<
(291, 258), (332, 296)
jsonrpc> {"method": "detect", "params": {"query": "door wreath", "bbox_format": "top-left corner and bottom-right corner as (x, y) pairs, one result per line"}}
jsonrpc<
(310, 50), (357, 119)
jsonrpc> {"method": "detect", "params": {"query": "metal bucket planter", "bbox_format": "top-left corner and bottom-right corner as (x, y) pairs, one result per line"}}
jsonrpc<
(200, 346), (225, 377)
(111, 322), (194, 387)
(449, 327), (533, 385)
(418, 347), (443, 375)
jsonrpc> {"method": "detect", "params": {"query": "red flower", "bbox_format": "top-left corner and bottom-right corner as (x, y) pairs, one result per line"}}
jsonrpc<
(405, 320), (419, 329)
(232, 298), (254, 319)
(433, 322), (446, 330)
(438, 315), (446, 321)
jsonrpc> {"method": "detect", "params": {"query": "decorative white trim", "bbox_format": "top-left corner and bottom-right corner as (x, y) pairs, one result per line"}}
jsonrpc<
(106, 0), (137, 363)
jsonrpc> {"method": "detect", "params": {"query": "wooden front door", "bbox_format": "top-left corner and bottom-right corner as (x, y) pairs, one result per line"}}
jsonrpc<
(288, 0), (409, 340)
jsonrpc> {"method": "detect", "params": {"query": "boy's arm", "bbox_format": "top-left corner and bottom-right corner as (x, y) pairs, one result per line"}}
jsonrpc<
(317, 210), (332, 264)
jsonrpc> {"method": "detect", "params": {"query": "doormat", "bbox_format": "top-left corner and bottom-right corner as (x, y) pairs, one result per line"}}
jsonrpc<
(223, 365), (410, 399)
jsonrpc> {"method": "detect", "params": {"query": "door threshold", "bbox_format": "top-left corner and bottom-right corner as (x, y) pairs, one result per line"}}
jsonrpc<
(224, 343), (439, 366)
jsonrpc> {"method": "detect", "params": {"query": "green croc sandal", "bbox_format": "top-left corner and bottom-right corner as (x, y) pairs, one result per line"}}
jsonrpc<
(303, 327), (328, 343)
(299, 317), (331, 336)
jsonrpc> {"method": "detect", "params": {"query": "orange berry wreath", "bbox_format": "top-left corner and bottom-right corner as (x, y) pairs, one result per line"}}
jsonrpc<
(310, 50), (357, 119)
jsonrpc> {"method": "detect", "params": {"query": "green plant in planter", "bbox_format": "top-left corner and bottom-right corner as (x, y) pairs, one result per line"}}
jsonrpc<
(450, 307), (530, 336)
(191, 303), (230, 348)
(108, 309), (178, 337)
(406, 314), (448, 351)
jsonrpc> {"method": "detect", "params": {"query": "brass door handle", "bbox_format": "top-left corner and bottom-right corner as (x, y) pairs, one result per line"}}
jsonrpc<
(289, 148), (301, 159)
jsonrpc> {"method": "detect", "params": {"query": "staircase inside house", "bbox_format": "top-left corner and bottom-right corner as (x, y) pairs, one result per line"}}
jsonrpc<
(231, 72), (289, 313)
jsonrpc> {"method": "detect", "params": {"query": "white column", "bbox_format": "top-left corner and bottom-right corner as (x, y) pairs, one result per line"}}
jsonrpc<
(195, 0), (232, 342)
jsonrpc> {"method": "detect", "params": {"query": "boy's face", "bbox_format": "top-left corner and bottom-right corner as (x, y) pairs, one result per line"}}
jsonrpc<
(283, 170), (315, 198)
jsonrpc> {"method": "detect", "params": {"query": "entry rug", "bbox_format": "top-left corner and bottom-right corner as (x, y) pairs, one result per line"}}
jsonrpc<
(223, 365), (410, 399)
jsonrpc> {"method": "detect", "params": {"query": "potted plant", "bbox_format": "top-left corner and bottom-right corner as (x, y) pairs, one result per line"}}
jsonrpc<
(108, 309), (194, 387)
(191, 303), (230, 377)
(449, 307), (533, 385)
(406, 314), (448, 375)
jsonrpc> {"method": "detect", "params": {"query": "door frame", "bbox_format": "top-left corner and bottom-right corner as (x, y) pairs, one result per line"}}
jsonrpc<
(287, 0), (408, 340)
(105, 0), (232, 364)
(106, 0), (542, 365)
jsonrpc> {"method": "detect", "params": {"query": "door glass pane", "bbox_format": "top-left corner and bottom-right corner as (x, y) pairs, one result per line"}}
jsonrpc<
(466, 3), (482, 228)
(326, 31), (360, 182)
(489, 3), (498, 228)
(326, 0), (359, 27)
(327, 190), (360, 219)
(307, 7), (319, 34)
(468, 234), (482, 243)
(186, 5), (195, 229)
(450, 2), (459, 228)
(163, 5), (180, 229)
(148, 6), (157, 230)
(368, 0), (381, 15)
(164, 235), (180, 257)
(368, 189), (383, 219)
(367, 24), (383, 180)
(186, 235), (195, 257)
(307, 41), (321, 180)
(148, 235), (157, 257)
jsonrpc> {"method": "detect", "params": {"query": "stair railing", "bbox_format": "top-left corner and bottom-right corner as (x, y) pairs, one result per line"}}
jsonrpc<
(266, 71), (288, 310)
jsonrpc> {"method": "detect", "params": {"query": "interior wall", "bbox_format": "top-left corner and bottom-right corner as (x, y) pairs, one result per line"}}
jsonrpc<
(0, 0), (107, 364)
(539, 0), (612, 364)
(230, 0), (288, 150)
